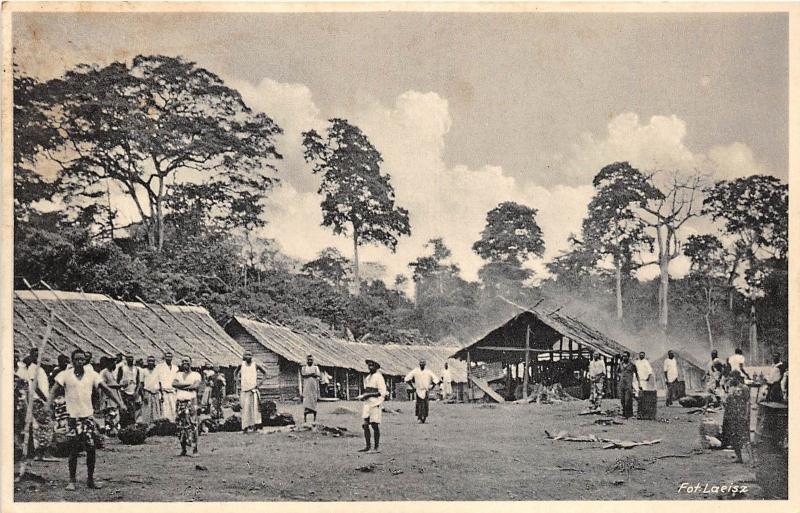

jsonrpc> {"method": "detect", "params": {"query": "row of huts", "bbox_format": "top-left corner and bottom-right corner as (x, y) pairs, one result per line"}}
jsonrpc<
(12, 289), (705, 402)
(11, 290), (466, 400)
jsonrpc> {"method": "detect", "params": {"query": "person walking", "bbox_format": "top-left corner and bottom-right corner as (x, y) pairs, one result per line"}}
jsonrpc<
(46, 349), (126, 491)
(172, 358), (201, 456)
(357, 359), (387, 453)
(404, 359), (439, 423)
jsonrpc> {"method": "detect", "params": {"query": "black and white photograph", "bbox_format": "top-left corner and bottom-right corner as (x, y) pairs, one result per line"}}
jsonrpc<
(2, 2), (795, 509)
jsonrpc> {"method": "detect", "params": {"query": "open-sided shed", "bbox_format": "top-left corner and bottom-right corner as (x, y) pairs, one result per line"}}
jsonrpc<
(452, 306), (635, 400)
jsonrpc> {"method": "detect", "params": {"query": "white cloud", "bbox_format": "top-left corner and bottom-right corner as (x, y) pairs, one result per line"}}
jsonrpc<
(707, 142), (768, 181)
(555, 112), (770, 184)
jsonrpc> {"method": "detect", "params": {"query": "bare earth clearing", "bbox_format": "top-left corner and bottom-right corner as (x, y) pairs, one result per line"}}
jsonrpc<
(15, 399), (758, 502)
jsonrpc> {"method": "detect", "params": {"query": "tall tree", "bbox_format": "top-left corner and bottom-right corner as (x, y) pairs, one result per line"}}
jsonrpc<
(582, 162), (655, 320)
(703, 175), (788, 362)
(683, 234), (731, 349)
(39, 55), (282, 251)
(301, 247), (352, 291)
(408, 238), (461, 302)
(13, 69), (63, 223)
(473, 201), (545, 296)
(302, 118), (411, 295)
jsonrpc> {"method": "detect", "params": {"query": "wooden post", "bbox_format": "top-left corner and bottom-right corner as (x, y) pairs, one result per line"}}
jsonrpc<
(523, 325), (530, 399)
(345, 370), (350, 401)
(569, 339), (574, 359)
(466, 351), (472, 402)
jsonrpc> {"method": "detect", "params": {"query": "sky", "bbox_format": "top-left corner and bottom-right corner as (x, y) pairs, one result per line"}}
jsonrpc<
(13, 11), (789, 284)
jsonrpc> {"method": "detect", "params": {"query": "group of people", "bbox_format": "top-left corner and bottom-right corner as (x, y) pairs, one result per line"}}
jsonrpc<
(587, 350), (659, 417)
(705, 348), (788, 402)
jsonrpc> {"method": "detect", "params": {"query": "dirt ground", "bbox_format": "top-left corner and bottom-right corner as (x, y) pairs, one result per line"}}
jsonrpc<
(15, 398), (764, 502)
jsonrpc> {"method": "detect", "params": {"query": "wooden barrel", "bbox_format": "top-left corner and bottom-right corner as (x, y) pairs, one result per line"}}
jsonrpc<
(753, 402), (788, 499)
(637, 390), (657, 420)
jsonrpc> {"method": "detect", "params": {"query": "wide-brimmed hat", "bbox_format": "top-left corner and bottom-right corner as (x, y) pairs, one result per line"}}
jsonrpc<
(365, 359), (380, 369)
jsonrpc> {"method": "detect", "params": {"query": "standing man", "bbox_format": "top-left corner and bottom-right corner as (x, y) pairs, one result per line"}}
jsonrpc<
(663, 351), (680, 406)
(728, 348), (751, 380)
(173, 358), (201, 456)
(357, 359), (387, 453)
(301, 355), (321, 424)
(616, 352), (640, 418)
(117, 354), (140, 427)
(236, 350), (269, 433)
(404, 359), (439, 424)
(440, 362), (453, 402)
(19, 350), (51, 461)
(46, 349), (126, 491)
(634, 352), (654, 391)
(765, 352), (787, 402)
(210, 366), (227, 420)
(138, 356), (163, 424)
(588, 353), (606, 411)
(706, 350), (724, 394)
(156, 353), (179, 422)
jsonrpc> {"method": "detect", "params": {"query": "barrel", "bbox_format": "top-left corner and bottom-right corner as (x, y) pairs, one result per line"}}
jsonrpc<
(753, 402), (788, 499)
(637, 390), (657, 420)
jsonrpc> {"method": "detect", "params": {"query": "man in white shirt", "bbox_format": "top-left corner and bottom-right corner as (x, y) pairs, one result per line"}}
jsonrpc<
(663, 351), (680, 406)
(46, 349), (125, 491)
(728, 348), (750, 380)
(634, 352), (654, 392)
(588, 353), (606, 410)
(236, 350), (269, 432)
(404, 359), (439, 424)
(358, 359), (387, 453)
(440, 362), (453, 401)
(156, 353), (179, 422)
(173, 357), (201, 456)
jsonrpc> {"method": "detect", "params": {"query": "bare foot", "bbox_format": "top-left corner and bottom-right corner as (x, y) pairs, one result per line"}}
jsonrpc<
(87, 480), (103, 490)
(65, 482), (76, 491)
(357, 447), (371, 453)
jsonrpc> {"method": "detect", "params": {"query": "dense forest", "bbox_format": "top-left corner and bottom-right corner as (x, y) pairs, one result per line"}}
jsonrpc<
(13, 55), (789, 363)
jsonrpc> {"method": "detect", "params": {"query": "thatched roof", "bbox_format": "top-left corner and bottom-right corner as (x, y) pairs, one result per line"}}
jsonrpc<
(14, 290), (244, 366)
(226, 316), (467, 382)
(452, 308), (633, 362)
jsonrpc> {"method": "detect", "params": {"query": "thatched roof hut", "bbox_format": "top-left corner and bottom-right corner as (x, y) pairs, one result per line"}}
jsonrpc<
(14, 290), (244, 366)
(224, 316), (466, 401)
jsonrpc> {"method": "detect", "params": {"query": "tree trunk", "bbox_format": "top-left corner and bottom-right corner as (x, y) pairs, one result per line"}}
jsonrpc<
(705, 286), (713, 350)
(749, 300), (758, 364)
(615, 258), (623, 321)
(155, 177), (165, 252)
(658, 252), (670, 330)
(352, 231), (360, 296)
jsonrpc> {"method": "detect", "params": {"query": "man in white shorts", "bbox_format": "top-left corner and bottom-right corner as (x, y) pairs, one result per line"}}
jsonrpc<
(357, 359), (387, 453)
